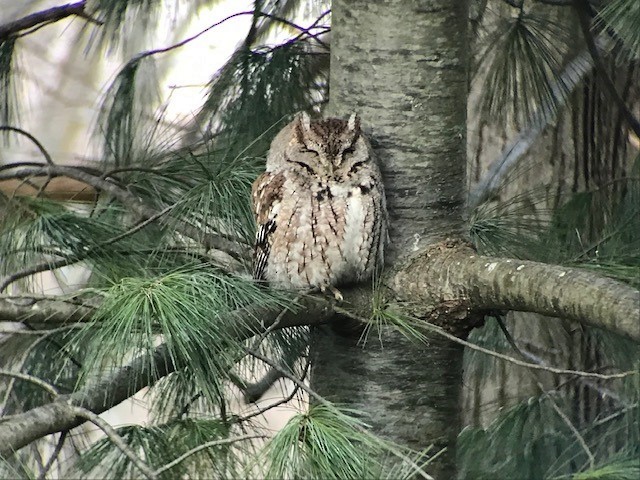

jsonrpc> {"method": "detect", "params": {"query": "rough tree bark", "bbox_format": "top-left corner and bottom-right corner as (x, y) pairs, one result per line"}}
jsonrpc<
(312, 0), (471, 477)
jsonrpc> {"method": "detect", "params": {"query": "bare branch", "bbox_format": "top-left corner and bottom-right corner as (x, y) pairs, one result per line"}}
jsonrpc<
(0, 127), (54, 165)
(393, 241), (640, 342)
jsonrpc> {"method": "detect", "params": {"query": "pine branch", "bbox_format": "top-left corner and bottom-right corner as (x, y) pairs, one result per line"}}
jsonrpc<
(70, 406), (156, 480)
(1, 242), (637, 454)
(469, 46), (594, 210)
(0, 164), (248, 267)
(153, 435), (263, 477)
(0, 297), (334, 456)
(0, 1), (101, 42)
(0, 204), (175, 293)
(0, 295), (94, 324)
(573, 0), (640, 138)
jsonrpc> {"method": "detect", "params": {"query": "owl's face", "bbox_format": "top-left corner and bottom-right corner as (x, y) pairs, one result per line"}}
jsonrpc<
(269, 112), (372, 183)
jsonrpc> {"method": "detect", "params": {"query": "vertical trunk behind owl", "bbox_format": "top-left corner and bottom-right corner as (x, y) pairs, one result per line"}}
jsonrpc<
(311, 0), (469, 478)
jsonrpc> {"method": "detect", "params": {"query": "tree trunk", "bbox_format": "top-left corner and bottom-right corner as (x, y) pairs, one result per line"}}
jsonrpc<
(312, 0), (470, 476)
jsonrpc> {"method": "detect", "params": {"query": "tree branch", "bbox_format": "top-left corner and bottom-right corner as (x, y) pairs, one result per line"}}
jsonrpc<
(0, 295), (95, 324)
(0, 296), (334, 456)
(1, 240), (638, 454)
(0, 204), (176, 293)
(0, 2), (100, 42)
(69, 406), (156, 480)
(392, 241), (640, 342)
(0, 164), (248, 267)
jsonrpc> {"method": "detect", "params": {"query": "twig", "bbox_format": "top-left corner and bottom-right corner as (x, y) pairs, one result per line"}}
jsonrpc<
(0, 127), (54, 165)
(422, 321), (636, 380)
(37, 431), (67, 480)
(493, 318), (596, 468)
(238, 358), (310, 421)
(547, 396), (595, 468)
(244, 348), (329, 405)
(0, 164), (248, 265)
(288, 9), (331, 47)
(0, 202), (177, 293)
(0, 370), (59, 398)
(134, 10), (330, 61)
(69, 406), (156, 480)
(153, 435), (264, 476)
(335, 307), (636, 381)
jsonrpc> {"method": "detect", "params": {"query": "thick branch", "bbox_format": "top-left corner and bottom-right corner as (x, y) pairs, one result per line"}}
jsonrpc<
(2, 241), (638, 453)
(0, 297), (334, 456)
(0, 296), (94, 323)
(392, 242), (640, 342)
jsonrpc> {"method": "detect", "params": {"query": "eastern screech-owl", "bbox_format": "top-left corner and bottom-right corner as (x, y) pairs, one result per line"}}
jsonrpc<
(251, 112), (387, 294)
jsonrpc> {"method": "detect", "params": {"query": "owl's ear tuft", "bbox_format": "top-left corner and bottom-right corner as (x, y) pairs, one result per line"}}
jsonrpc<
(347, 113), (360, 132)
(298, 111), (312, 132)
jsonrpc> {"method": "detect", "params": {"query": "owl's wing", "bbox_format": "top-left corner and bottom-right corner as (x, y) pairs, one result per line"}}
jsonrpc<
(251, 171), (286, 281)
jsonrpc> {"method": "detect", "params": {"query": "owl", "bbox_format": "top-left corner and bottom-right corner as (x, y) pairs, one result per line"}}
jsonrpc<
(251, 112), (387, 297)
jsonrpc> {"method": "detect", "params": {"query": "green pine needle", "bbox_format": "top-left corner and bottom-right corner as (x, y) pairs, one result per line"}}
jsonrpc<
(596, 0), (640, 62)
(480, 12), (570, 128)
(75, 266), (289, 406)
(75, 419), (246, 479)
(259, 404), (383, 479)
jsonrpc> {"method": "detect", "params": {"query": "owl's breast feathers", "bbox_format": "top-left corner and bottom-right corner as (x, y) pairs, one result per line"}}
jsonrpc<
(251, 168), (384, 289)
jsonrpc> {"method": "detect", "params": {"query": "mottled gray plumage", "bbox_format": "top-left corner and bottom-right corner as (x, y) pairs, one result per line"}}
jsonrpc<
(252, 112), (387, 292)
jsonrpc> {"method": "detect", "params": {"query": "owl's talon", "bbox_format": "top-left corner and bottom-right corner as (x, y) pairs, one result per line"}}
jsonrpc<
(329, 286), (344, 302)
(319, 285), (343, 301)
